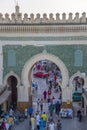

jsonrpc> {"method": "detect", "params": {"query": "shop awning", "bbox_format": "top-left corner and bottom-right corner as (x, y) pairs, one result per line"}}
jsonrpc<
(0, 89), (11, 105)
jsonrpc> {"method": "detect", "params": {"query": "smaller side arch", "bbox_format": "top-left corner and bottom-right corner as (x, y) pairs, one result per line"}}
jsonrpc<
(4, 71), (20, 87)
(69, 71), (86, 89)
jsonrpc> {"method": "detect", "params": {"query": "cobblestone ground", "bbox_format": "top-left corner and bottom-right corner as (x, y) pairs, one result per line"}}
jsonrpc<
(14, 104), (87, 130)
(14, 78), (87, 130)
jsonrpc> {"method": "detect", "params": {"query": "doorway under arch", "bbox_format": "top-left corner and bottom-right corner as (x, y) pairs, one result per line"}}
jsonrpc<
(7, 76), (18, 109)
(69, 71), (86, 91)
(22, 52), (69, 104)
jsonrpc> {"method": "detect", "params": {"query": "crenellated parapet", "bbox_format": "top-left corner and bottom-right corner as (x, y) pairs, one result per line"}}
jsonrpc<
(80, 12), (86, 23)
(0, 5), (87, 33)
(0, 12), (87, 24)
(0, 5), (87, 24)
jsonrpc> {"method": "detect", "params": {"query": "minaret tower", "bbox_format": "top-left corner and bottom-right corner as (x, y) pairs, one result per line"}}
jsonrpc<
(15, 2), (19, 14)
(15, 1), (20, 20)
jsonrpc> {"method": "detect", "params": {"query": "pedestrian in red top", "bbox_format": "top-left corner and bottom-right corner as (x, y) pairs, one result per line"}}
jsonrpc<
(47, 89), (51, 102)
(37, 64), (41, 71)
(1, 119), (6, 130)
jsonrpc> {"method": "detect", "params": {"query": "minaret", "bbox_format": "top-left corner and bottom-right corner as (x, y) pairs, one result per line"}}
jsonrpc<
(15, 3), (20, 20)
(15, 3), (19, 14)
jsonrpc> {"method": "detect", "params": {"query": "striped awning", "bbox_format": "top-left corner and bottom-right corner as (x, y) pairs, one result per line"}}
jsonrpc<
(0, 89), (11, 105)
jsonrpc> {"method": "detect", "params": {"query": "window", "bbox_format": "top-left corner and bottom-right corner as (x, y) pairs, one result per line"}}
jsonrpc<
(8, 50), (16, 67)
(74, 50), (83, 66)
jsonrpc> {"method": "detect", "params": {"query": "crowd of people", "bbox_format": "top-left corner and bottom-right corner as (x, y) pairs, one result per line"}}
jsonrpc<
(32, 60), (62, 100)
(27, 88), (63, 130)
(0, 108), (14, 130)
(0, 106), (27, 130)
(28, 106), (62, 130)
(0, 60), (84, 130)
(30, 60), (63, 130)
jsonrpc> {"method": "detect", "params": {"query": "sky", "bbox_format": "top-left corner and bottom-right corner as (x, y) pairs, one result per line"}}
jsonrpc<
(0, 0), (87, 17)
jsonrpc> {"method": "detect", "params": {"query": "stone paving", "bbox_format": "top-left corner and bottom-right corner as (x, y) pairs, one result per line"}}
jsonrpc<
(14, 78), (87, 130)
(14, 105), (87, 130)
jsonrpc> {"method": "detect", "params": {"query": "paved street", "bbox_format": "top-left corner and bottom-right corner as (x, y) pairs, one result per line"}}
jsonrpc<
(13, 77), (87, 130)
(14, 108), (87, 130)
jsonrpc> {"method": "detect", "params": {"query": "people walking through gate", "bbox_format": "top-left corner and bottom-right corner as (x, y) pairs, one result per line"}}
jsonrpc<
(49, 119), (55, 130)
(5, 121), (9, 130)
(56, 120), (62, 130)
(32, 81), (35, 94)
(52, 96), (56, 114)
(9, 108), (14, 117)
(40, 98), (43, 113)
(77, 110), (82, 122)
(47, 89), (51, 103)
(37, 98), (40, 112)
(36, 112), (40, 130)
(35, 81), (38, 91)
(1, 119), (6, 130)
(55, 100), (61, 117)
(49, 102), (54, 117)
(39, 117), (44, 130)
(28, 106), (33, 118)
(24, 108), (28, 119)
(30, 115), (36, 130)
(43, 90), (47, 102)
(41, 112), (47, 128)
(79, 112), (82, 122)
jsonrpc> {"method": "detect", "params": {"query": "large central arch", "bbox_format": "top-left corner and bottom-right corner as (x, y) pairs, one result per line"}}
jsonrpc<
(21, 52), (69, 101)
